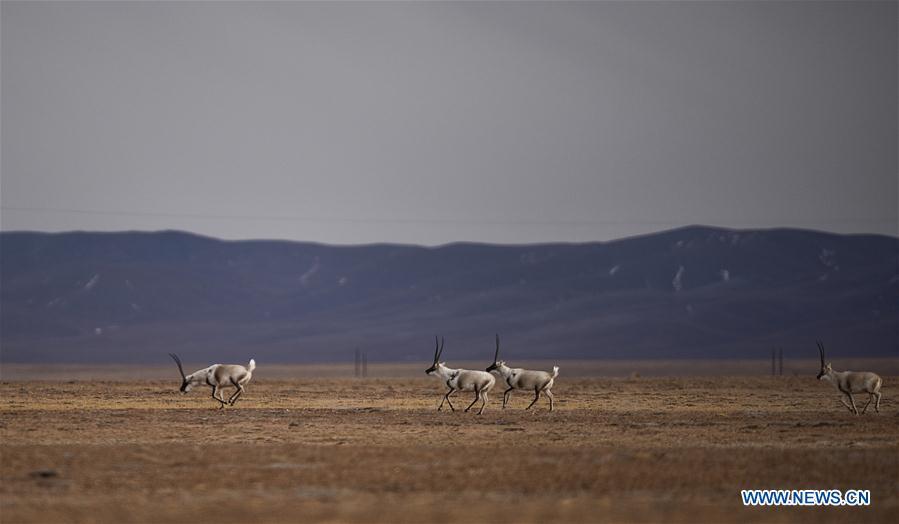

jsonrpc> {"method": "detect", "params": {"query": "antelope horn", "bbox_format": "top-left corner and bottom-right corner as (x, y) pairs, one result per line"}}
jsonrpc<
(816, 341), (825, 366)
(437, 336), (445, 361)
(494, 333), (500, 363)
(168, 353), (186, 379)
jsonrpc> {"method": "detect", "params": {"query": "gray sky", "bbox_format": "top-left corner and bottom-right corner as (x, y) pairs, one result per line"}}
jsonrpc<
(2, 1), (896, 245)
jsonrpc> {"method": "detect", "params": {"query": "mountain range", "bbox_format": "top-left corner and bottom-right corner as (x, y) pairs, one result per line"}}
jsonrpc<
(1, 226), (896, 363)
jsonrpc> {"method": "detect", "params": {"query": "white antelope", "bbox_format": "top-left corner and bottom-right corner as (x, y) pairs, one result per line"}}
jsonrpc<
(486, 334), (558, 411)
(816, 341), (882, 415)
(168, 353), (256, 408)
(425, 336), (496, 414)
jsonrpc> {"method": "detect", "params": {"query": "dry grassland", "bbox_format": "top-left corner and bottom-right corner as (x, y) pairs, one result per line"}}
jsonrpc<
(1, 362), (897, 523)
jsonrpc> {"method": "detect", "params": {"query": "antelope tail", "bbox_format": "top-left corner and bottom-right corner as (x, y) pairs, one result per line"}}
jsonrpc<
(551, 366), (559, 379)
(247, 359), (256, 372)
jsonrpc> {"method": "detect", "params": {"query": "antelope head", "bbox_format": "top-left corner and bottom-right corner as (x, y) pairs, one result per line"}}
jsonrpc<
(168, 353), (192, 393)
(816, 341), (832, 380)
(425, 336), (445, 375)
(486, 334), (505, 372)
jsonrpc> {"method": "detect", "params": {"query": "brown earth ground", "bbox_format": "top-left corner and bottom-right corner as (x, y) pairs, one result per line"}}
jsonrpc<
(1, 360), (898, 523)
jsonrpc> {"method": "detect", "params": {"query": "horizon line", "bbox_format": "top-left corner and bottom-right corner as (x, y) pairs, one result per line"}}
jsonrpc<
(2, 223), (897, 249)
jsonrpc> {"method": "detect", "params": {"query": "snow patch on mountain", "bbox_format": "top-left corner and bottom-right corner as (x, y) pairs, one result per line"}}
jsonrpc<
(819, 249), (839, 271)
(299, 259), (320, 286)
(83, 274), (100, 291)
(672, 266), (685, 292)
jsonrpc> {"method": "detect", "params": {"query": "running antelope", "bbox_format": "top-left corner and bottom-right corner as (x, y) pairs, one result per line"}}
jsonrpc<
(168, 353), (256, 408)
(425, 336), (496, 414)
(816, 341), (882, 415)
(486, 334), (559, 411)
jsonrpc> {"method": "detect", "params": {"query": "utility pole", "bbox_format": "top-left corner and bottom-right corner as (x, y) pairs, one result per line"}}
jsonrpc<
(771, 348), (776, 376)
(354, 348), (360, 378)
(362, 351), (368, 378)
(778, 348), (784, 376)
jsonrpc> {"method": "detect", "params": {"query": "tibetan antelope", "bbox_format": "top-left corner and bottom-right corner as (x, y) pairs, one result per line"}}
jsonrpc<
(168, 353), (256, 408)
(486, 334), (559, 411)
(816, 341), (882, 415)
(425, 336), (496, 414)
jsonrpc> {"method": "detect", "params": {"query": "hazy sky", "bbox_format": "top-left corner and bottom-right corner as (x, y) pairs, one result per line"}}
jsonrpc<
(2, 1), (896, 245)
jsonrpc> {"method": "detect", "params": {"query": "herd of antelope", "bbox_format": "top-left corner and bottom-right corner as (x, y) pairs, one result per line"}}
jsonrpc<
(168, 339), (882, 415)
(424, 335), (559, 414)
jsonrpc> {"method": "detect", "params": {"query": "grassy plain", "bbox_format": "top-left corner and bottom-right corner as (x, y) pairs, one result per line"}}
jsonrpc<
(1, 360), (897, 523)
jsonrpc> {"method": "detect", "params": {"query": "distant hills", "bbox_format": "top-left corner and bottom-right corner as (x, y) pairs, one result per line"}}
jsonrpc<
(1, 226), (897, 363)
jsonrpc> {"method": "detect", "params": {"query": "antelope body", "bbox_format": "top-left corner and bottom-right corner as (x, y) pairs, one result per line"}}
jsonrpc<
(169, 353), (256, 408)
(426, 337), (495, 414)
(486, 335), (558, 411)
(816, 342), (881, 415)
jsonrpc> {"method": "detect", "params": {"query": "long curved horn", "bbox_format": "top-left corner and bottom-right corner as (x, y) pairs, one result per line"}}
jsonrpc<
(494, 334), (500, 363)
(169, 353), (186, 379)
(816, 341), (825, 366)
(437, 336), (445, 361)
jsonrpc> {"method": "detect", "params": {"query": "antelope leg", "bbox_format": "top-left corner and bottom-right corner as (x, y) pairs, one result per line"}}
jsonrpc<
(478, 390), (489, 415)
(525, 388), (540, 410)
(847, 393), (858, 415)
(544, 389), (555, 412)
(838, 396), (853, 412)
(438, 388), (455, 411)
(503, 388), (513, 409)
(211, 385), (227, 408)
(465, 388), (480, 412)
(227, 378), (244, 405)
(861, 395), (873, 414)
(228, 387), (244, 406)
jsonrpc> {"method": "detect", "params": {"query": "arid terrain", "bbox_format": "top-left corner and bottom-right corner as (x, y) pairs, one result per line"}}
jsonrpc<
(1, 361), (897, 523)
